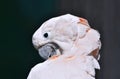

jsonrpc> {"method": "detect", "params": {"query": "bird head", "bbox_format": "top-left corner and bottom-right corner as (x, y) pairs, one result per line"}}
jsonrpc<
(32, 14), (101, 60)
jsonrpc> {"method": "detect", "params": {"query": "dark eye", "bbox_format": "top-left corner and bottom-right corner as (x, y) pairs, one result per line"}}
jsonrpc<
(43, 33), (48, 38)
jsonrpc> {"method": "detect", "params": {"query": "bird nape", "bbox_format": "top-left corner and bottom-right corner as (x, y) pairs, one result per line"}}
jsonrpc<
(27, 14), (101, 79)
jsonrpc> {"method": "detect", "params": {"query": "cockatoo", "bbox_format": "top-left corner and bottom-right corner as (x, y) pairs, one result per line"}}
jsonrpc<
(27, 14), (101, 79)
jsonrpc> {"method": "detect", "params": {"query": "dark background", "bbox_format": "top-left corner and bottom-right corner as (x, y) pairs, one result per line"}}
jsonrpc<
(1, 0), (120, 79)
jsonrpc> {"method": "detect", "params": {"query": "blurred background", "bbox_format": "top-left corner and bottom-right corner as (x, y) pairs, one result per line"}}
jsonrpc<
(1, 0), (120, 79)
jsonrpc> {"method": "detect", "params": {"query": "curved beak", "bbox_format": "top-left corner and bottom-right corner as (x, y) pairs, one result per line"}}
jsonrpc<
(37, 42), (62, 60)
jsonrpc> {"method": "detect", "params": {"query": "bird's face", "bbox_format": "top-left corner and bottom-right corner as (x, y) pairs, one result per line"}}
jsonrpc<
(32, 15), (78, 59)
(32, 14), (101, 60)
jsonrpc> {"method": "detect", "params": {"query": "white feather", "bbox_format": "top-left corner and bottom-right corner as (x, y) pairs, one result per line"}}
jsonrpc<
(28, 14), (101, 79)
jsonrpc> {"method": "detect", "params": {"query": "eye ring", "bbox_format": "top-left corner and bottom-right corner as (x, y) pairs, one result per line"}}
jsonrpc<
(43, 33), (48, 38)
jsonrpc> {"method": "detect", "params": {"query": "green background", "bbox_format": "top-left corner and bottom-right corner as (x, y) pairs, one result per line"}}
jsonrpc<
(1, 0), (57, 79)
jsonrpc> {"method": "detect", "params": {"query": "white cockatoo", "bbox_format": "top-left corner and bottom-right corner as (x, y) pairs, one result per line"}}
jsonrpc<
(27, 14), (101, 79)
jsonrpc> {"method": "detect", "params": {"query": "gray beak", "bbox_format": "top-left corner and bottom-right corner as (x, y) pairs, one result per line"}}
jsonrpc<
(38, 43), (60, 59)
